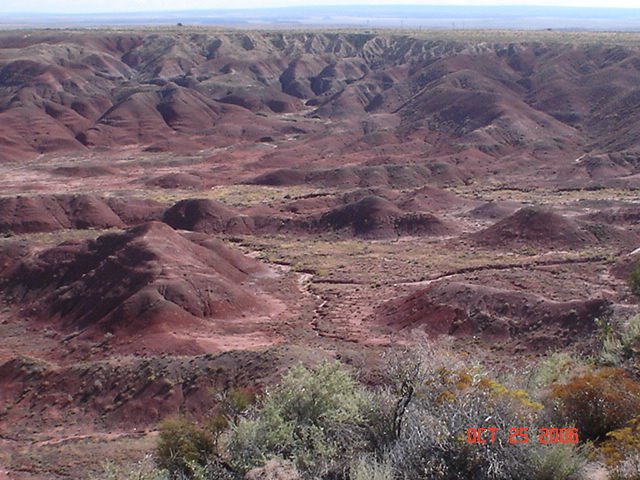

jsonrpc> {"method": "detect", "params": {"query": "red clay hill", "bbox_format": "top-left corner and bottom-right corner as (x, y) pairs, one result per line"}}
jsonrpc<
(473, 207), (596, 248)
(0, 222), (275, 349)
(163, 198), (254, 235)
(162, 194), (456, 239)
(473, 207), (638, 249)
(317, 195), (454, 238)
(376, 281), (611, 351)
(2, 32), (640, 187)
(248, 164), (469, 189)
(0, 194), (164, 234)
(3, 30), (640, 479)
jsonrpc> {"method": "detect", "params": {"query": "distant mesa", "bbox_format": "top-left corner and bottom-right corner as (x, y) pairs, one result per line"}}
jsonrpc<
(0, 242), (29, 280)
(162, 198), (312, 236)
(218, 88), (301, 114)
(248, 168), (306, 186)
(161, 194), (454, 239)
(337, 187), (399, 204)
(569, 154), (635, 181)
(582, 205), (640, 226)
(473, 206), (639, 249)
(317, 195), (402, 237)
(103, 196), (167, 226)
(0, 194), (164, 235)
(1, 222), (269, 338)
(610, 248), (640, 282)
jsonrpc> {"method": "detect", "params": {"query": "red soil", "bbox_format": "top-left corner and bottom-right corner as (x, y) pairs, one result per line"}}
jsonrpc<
(249, 164), (466, 189)
(473, 207), (598, 248)
(0, 194), (164, 234)
(0, 32), (640, 187)
(377, 281), (611, 350)
(1, 222), (271, 343)
(316, 195), (453, 238)
(163, 198), (254, 234)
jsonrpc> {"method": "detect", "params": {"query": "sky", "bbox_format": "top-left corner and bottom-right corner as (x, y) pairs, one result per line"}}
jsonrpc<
(1, 0), (639, 14)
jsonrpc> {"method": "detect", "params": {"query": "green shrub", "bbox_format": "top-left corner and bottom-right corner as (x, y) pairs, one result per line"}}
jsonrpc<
(599, 315), (640, 368)
(211, 386), (257, 427)
(149, 350), (621, 480)
(628, 264), (640, 300)
(529, 443), (587, 480)
(359, 387), (398, 456)
(227, 361), (370, 478)
(531, 352), (587, 389)
(156, 416), (217, 476)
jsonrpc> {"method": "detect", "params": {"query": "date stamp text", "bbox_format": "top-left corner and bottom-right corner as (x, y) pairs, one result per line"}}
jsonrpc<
(466, 427), (579, 445)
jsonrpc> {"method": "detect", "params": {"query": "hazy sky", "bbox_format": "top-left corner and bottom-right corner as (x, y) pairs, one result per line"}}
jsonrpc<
(2, 0), (639, 14)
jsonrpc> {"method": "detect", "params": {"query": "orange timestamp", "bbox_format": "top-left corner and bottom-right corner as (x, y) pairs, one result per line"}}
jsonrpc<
(466, 427), (579, 445)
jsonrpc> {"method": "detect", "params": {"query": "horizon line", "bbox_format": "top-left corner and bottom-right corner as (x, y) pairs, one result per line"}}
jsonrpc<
(4, 3), (640, 16)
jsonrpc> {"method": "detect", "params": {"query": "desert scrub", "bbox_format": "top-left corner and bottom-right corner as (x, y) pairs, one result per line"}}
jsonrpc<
(91, 455), (170, 480)
(379, 347), (546, 480)
(527, 442), (587, 480)
(628, 264), (640, 300)
(156, 416), (217, 476)
(530, 351), (589, 389)
(548, 368), (640, 441)
(349, 454), (394, 480)
(601, 417), (640, 474)
(150, 351), (599, 480)
(156, 385), (258, 478)
(227, 361), (371, 478)
(93, 456), (236, 480)
(598, 314), (640, 369)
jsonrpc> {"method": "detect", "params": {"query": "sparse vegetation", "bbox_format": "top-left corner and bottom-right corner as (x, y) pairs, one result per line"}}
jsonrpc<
(91, 456), (169, 480)
(529, 443), (587, 480)
(598, 314), (640, 369)
(380, 348), (549, 480)
(601, 417), (640, 470)
(629, 265), (640, 301)
(227, 362), (370, 477)
(156, 417), (217, 476)
(530, 351), (587, 389)
(349, 455), (393, 480)
(548, 368), (640, 442)
(146, 350), (602, 480)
